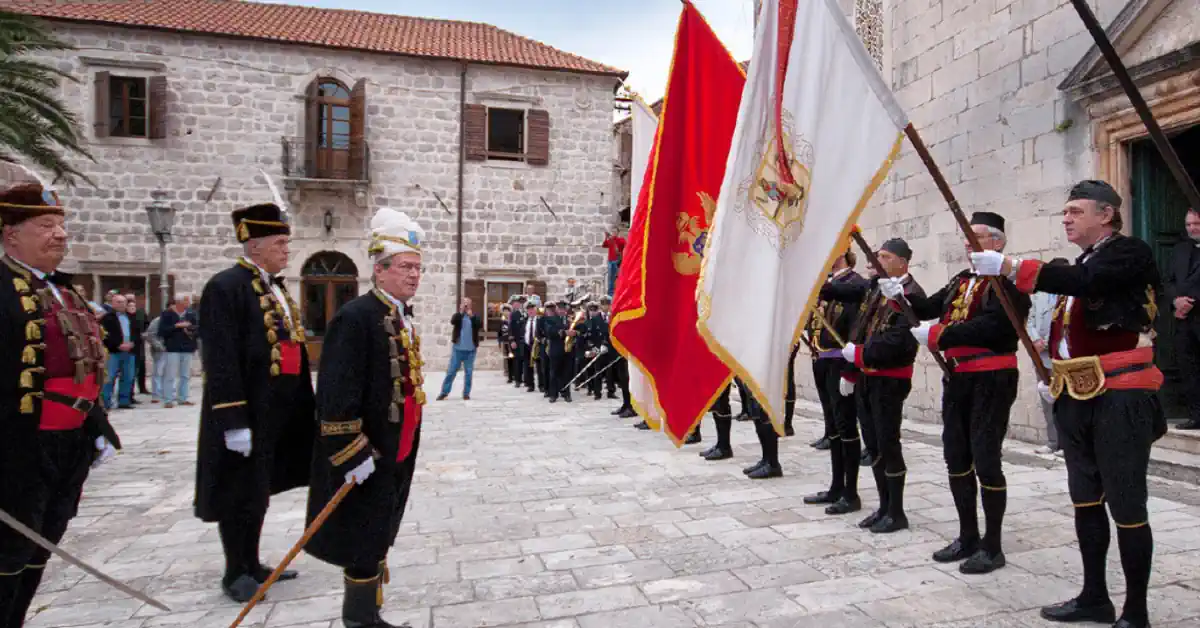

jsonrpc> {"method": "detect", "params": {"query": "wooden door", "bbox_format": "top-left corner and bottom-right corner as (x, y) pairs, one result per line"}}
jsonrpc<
(300, 251), (360, 368)
(315, 80), (351, 179)
(1130, 126), (1200, 419)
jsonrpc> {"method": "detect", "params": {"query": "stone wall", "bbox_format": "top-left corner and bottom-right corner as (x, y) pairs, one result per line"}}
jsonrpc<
(27, 22), (620, 369)
(793, 0), (1131, 444)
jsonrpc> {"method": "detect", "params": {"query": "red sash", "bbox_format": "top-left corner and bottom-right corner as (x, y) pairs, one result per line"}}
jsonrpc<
(397, 396), (422, 462)
(41, 375), (99, 431)
(278, 341), (301, 375)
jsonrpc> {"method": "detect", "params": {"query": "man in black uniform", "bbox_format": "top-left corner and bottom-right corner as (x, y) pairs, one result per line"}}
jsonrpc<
(597, 296), (619, 400)
(517, 302), (539, 393)
(507, 296), (526, 389)
(499, 302), (514, 384)
(196, 201), (315, 602)
(1164, 208), (1200, 429)
(742, 388), (780, 479)
(0, 180), (120, 627)
(699, 384), (735, 461)
(305, 207), (426, 628)
(973, 180), (1163, 628)
(882, 212), (1030, 574)
(802, 248), (867, 515)
(583, 302), (608, 400)
(543, 303), (570, 403)
(829, 238), (922, 534)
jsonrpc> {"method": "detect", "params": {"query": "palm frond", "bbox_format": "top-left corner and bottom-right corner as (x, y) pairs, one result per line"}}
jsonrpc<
(0, 9), (93, 186)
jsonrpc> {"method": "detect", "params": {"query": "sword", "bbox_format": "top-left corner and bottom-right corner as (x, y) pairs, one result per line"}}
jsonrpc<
(573, 354), (624, 391)
(563, 349), (608, 392)
(0, 507), (171, 611)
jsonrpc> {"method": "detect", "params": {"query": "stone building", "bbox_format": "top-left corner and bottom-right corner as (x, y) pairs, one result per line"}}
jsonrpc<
(791, 0), (1200, 446)
(3, 0), (627, 368)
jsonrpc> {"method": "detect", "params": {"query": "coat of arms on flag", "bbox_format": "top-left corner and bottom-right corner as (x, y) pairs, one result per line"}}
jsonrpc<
(737, 112), (815, 253)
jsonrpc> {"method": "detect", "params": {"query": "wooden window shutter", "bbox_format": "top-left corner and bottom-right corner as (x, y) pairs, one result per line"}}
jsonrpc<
(463, 104), (487, 161)
(148, 75), (168, 139)
(464, 279), (486, 323)
(93, 71), (110, 138)
(348, 78), (367, 180)
(526, 109), (550, 166)
(303, 81), (320, 176)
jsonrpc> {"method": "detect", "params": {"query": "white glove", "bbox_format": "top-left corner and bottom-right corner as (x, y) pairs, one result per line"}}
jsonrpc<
(92, 436), (116, 468)
(838, 378), (855, 397)
(879, 277), (905, 300)
(911, 322), (934, 348)
(224, 428), (252, 457)
(969, 250), (1007, 276)
(344, 456), (375, 485)
(1037, 382), (1054, 404)
(840, 342), (856, 363)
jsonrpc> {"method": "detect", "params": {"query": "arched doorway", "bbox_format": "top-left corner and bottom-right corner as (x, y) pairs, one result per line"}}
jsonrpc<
(301, 251), (359, 367)
(310, 78), (351, 179)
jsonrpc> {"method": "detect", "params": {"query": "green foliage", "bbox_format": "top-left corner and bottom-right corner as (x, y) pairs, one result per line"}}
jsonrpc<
(0, 10), (93, 186)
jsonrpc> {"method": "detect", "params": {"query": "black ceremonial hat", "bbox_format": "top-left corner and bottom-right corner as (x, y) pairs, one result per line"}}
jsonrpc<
(231, 203), (290, 243)
(1067, 180), (1122, 209)
(880, 237), (912, 261)
(970, 211), (1005, 232)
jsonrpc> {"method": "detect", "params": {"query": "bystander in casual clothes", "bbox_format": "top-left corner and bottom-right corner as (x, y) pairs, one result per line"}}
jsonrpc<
(1026, 288), (1061, 454)
(439, 299), (481, 400)
(602, 232), (626, 296)
(146, 315), (167, 402)
(101, 295), (137, 409)
(158, 298), (199, 408)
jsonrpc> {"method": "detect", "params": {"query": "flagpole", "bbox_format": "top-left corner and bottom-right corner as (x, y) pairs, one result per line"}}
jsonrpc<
(848, 229), (954, 377)
(1066, 0), (1200, 213)
(901, 125), (1051, 384)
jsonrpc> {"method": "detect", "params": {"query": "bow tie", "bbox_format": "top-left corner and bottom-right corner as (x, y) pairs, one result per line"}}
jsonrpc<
(269, 275), (286, 287)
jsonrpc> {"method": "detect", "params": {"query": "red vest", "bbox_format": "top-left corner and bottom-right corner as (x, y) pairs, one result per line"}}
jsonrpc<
(1049, 296), (1139, 360)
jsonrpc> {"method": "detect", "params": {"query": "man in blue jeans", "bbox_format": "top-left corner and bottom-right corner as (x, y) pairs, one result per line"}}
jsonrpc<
(438, 297), (481, 400)
(100, 293), (137, 409)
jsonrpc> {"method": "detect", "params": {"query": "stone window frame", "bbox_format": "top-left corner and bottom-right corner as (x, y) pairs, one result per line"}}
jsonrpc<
(468, 92), (547, 171)
(83, 58), (168, 148)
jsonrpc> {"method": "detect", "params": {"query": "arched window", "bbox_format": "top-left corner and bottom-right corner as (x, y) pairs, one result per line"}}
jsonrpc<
(300, 251), (359, 366)
(316, 79), (351, 151)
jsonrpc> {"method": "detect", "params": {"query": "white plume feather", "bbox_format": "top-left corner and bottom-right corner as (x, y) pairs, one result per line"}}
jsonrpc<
(11, 162), (52, 191)
(258, 168), (288, 214)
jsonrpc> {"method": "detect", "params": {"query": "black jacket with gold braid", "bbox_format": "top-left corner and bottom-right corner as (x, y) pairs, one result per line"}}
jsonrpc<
(807, 268), (868, 355)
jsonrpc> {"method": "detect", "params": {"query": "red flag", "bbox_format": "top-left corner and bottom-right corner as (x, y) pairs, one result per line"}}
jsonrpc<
(610, 2), (745, 446)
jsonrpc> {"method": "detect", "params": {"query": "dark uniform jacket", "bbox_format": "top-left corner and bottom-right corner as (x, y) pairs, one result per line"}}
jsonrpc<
(822, 275), (923, 375)
(908, 270), (1030, 357)
(306, 291), (424, 568)
(195, 262), (315, 522)
(0, 258), (119, 570)
(1164, 240), (1200, 326)
(585, 313), (609, 353)
(543, 315), (568, 358)
(807, 269), (868, 353)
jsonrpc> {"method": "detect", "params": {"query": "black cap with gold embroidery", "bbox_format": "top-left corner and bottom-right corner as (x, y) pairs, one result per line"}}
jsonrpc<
(0, 182), (64, 227)
(231, 203), (290, 243)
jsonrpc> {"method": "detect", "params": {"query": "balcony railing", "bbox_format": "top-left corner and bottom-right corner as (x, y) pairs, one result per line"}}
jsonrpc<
(280, 136), (370, 183)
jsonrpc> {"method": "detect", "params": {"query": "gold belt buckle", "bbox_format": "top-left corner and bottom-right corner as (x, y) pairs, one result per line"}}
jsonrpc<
(1051, 356), (1106, 401)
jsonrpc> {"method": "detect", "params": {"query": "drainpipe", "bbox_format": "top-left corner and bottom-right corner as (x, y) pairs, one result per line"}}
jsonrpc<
(455, 62), (468, 306)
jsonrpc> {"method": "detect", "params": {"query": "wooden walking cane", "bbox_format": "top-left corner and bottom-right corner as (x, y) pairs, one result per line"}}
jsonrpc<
(848, 228), (954, 377)
(228, 482), (355, 628)
(902, 125), (1051, 385)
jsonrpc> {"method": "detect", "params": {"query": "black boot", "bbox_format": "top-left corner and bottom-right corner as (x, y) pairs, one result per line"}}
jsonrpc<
(858, 463), (888, 529)
(703, 415), (733, 460)
(748, 421), (782, 479)
(1041, 505), (1115, 624)
(933, 473), (980, 563)
(1115, 524), (1153, 628)
(685, 430), (701, 445)
(870, 472), (908, 533)
(743, 459), (766, 475)
(826, 437), (862, 515)
(960, 486), (1007, 574)
(342, 572), (409, 628)
(219, 519), (260, 603)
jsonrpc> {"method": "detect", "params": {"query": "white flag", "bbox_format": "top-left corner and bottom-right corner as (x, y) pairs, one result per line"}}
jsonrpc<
(697, 0), (908, 431)
(626, 95), (664, 428)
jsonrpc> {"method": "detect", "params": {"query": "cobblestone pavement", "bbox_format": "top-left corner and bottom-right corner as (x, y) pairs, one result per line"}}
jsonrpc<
(24, 373), (1200, 628)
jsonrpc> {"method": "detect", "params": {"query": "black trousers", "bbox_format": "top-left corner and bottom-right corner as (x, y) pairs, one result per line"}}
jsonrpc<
(549, 353), (571, 400)
(538, 349), (550, 392)
(1175, 325), (1200, 422)
(135, 346), (148, 394)
(785, 344), (800, 428)
(857, 376), (910, 482)
(615, 357), (631, 409)
(941, 370), (1017, 490)
(0, 431), (91, 628)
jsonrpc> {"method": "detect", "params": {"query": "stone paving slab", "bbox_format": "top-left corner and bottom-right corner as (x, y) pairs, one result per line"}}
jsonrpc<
(21, 373), (1200, 628)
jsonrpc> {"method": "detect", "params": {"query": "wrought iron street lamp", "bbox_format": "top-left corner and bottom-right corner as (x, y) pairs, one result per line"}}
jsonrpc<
(145, 191), (176, 313)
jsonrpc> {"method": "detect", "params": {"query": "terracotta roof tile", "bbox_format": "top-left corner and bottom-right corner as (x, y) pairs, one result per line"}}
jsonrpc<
(1, 0), (627, 78)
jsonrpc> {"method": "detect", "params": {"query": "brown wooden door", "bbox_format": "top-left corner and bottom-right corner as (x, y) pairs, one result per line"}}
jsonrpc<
(300, 251), (360, 368)
(314, 80), (351, 178)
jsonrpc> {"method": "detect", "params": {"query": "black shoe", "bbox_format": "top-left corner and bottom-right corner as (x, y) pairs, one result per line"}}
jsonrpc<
(343, 574), (408, 628)
(222, 574), (261, 603)
(825, 496), (861, 515)
(633, 420), (650, 430)
(699, 445), (718, 457)
(436, 394), (447, 401)
(959, 549), (1005, 575)
(685, 431), (701, 445)
(1179, 419), (1200, 430)
(803, 491), (839, 505)
(869, 514), (908, 534)
(1112, 618), (1150, 628)
(562, 396), (572, 403)
(550, 397), (558, 404)
(857, 509), (884, 529)
(734, 411), (751, 422)
(612, 407), (625, 415)
(932, 538), (979, 563)
(618, 408), (638, 419)
(813, 436), (832, 450)
(747, 463), (782, 479)
(703, 447), (733, 461)
(743, 459), (767, 475)
(526, 387), (535, 392)
(607, 392), (618, 399)
(118, 404), (134, 409)
(784, 424), (795, 437)
(251, 564), (299, 583)
(1039, 598), (1116, 623)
